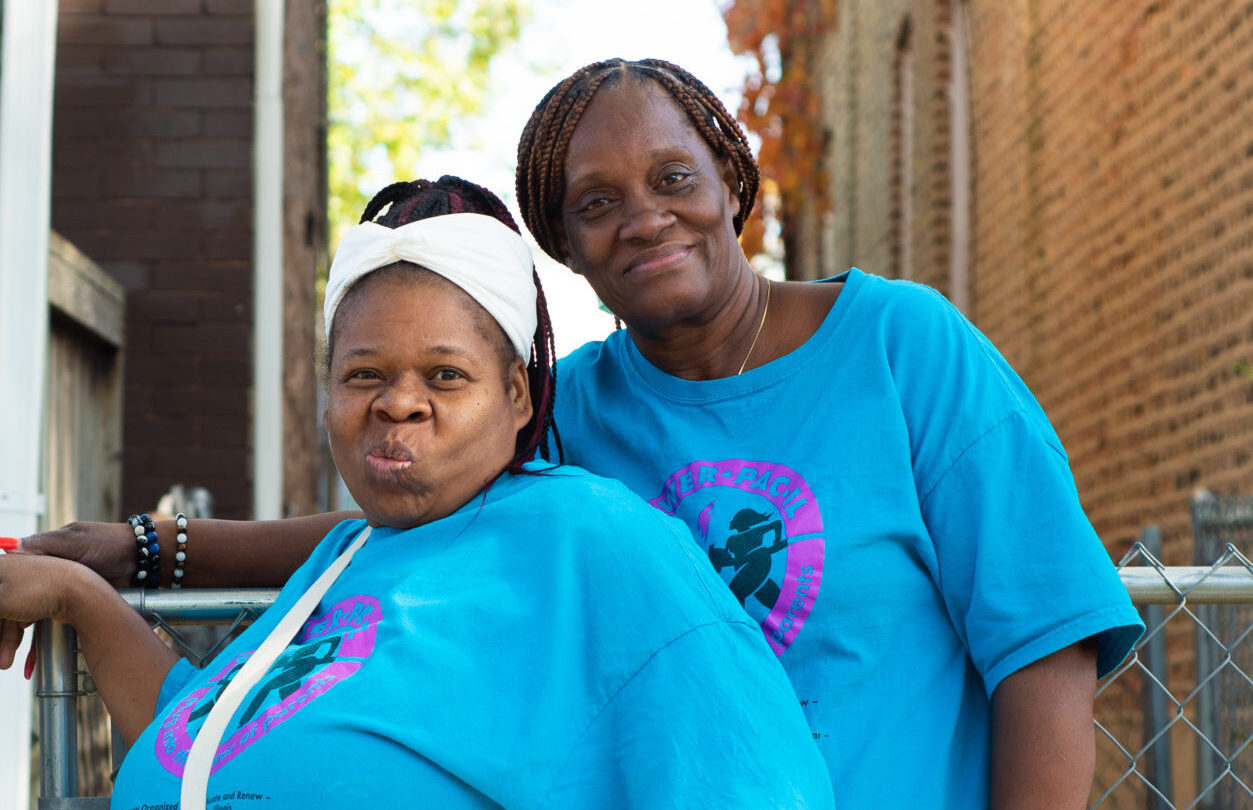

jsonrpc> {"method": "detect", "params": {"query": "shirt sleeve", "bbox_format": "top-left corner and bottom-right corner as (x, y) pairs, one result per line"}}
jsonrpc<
(880, 281), (1142, 695)
(920, 409), (1144, 696)
(153, 657), (198, 714)
(539, 620), (835, 810)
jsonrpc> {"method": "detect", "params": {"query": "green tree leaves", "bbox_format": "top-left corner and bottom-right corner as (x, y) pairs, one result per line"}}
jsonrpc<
(327, 0), (528, 250)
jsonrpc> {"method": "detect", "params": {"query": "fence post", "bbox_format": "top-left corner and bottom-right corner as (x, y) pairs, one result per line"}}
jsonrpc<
(1190, 490), (1219, 808)
(36, 620), (78, 804)
(1137, 526), (1173, 809)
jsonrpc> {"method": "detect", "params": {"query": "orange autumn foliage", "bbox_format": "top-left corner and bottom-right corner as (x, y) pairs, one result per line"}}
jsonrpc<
(723, 0), (836, 260)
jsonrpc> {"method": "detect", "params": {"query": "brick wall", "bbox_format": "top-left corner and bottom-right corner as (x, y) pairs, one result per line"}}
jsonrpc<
(818, 0), (1253, 564)
(820, 0), (957, 295)
(52, 0), (256, 518)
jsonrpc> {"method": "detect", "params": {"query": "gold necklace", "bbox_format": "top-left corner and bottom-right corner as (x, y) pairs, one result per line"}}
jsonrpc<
(737, 278), (772, 375)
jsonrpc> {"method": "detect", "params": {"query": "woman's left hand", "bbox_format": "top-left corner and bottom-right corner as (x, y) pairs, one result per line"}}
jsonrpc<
(0, 555), (90, 670)
(0, 552), (181, 744)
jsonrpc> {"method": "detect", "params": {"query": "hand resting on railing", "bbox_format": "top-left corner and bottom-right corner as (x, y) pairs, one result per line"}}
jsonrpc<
(0, 553), (180, 743)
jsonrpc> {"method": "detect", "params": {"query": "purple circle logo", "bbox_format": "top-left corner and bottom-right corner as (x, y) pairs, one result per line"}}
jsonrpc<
(650, 460), (824, 654)
(154, 594), (382, 776)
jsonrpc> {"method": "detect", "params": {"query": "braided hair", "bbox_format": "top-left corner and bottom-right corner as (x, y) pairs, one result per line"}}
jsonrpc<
(348, 175), (562, 471)
(516, 58), (760, 264)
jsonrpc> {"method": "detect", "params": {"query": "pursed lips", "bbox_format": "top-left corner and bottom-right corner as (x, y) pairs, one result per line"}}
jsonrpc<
(365, 439), (415, 473)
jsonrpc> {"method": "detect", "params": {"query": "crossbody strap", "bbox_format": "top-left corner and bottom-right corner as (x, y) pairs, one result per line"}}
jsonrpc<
(179, 525), (372, 809)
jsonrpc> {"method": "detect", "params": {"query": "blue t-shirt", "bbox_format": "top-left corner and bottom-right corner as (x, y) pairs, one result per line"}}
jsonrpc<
(555, 268), (1144, 809)
(111, 466), (834, 809)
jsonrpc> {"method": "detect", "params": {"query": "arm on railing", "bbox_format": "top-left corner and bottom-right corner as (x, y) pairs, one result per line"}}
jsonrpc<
(32, 588), (279, 806)
(30, 562), (1253, 808)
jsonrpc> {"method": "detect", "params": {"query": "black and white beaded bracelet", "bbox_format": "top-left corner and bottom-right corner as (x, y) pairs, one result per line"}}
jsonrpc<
(172, 512), (188, 589)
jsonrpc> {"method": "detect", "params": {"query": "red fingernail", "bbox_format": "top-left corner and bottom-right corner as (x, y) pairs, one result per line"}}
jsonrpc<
(24, 643), (36, 680)
(0, 538), (18, 552)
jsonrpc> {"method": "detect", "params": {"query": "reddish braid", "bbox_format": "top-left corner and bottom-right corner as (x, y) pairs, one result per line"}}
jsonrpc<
(356, 175), (562, 470)
(516, 58), (760, 263)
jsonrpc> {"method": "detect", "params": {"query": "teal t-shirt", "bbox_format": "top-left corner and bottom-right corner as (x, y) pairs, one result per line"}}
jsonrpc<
(111, 466), (834, 809)
(554, 268), (1144, 809)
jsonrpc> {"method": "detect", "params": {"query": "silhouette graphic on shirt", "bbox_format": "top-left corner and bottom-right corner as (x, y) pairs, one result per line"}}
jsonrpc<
(185, 637), (342, 727)
(238, 637), (341, 724)
(187, 658), (247, 725)
(707, 508), (788, 608)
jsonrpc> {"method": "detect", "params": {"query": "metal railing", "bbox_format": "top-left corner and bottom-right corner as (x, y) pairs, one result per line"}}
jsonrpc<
(34, 589), (277, 809)
(1093, 540), (1253, 809)
(30, 549), (1253, 809)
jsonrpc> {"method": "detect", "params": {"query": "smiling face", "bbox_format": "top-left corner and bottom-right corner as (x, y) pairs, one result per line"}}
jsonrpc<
(323, 267), (532, 529)
(559, 78), (746, 335)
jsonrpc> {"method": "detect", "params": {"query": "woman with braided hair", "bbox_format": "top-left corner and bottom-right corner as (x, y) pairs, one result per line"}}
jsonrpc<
(513, 58), (1142, 810)
(1, 176), (833, 808)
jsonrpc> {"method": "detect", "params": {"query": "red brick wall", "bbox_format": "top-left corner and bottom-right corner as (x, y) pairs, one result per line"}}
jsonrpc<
(819, 0), (957, 293)
(818, 0), (1253, 563)
(971, 0), (1253, 561)
(52, 0), (255, 518)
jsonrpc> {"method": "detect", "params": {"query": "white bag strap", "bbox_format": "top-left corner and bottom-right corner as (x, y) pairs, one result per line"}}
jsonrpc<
(179, 525), (372, 809)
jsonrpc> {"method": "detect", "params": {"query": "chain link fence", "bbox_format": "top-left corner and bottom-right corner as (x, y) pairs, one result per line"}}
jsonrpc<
(30, 495), (1253, 808)
(1093, 489), (1253, 810)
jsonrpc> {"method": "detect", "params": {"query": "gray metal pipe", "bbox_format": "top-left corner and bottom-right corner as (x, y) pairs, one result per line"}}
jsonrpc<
(1135, 527), (1173, 810)
(1119, 566), (1253, 604)
(116, 588), (279, 623)
(36, 620), (78, 800)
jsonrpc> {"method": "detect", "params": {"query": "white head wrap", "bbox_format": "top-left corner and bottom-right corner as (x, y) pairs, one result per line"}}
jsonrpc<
(324, 213), (537, 360)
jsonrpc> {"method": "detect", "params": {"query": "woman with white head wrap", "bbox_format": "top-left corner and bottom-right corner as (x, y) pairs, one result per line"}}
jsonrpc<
(0, 177), (833, 809)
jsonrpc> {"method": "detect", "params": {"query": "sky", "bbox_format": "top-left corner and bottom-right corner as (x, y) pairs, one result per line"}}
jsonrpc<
(412, 0), (756, 356)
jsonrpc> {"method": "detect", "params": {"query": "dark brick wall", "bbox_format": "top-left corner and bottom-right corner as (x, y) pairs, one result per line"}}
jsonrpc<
(52, 0), (255, 518)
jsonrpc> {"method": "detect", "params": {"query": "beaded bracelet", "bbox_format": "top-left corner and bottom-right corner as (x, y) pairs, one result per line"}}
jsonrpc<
(128, 513), (161, 588)
(172, 512), (188, 589)
(126, 514), (146, 586)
